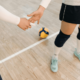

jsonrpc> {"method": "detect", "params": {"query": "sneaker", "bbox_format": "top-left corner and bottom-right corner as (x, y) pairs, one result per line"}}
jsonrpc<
(50, 57), (58, 72)
(0, 75), (2, 80)
(74, 48), (80, 61)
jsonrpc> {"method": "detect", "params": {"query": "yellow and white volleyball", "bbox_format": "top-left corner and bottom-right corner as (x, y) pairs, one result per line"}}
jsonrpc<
(39, 27), (49, 39)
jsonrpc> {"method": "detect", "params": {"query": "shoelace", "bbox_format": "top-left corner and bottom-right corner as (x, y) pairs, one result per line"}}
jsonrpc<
(52, 59), (58, 65)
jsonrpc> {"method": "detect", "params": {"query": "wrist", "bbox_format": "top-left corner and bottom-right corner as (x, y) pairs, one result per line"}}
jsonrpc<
(17, 18), (21, 26)
(17, 17), (20, 26)
(38, 5), (45, 12)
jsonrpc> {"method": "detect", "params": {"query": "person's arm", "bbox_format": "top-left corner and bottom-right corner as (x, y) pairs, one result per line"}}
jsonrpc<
(0, 5), (31, 30)
(28, 0), (51, 24)
(0, 5), (20, 25)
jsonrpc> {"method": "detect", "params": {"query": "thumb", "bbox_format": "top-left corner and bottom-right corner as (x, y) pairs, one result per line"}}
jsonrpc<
(27, 12), (35, 17)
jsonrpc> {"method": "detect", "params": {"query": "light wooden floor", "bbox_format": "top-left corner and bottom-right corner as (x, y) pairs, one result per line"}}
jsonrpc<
(0, 0), (80, 80)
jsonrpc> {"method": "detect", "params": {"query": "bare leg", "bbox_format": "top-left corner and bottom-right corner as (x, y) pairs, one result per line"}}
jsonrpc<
(61, 21), (77, 35)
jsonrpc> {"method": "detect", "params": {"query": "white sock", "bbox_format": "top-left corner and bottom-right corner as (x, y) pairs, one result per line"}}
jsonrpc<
(53, 44), (62, 59)
(77, 39), (80, 54)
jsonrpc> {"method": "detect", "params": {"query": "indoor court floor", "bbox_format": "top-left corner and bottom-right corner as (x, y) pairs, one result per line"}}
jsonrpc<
(0, 0), (80, 80)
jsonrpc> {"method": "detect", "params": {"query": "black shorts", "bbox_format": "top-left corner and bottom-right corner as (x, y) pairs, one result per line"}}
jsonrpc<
(59, 3), (80, 24)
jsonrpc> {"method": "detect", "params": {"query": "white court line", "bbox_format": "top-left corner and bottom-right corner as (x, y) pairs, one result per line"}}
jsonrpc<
(0, 31), (59, 64)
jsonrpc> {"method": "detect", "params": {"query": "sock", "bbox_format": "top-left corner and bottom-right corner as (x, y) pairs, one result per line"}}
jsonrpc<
(77, 39), (80, 54)
(77, 27), (80, 54)
(52, 44), (62, 59)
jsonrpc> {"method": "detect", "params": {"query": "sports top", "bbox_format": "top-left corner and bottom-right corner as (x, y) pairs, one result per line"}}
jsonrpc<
(62, 0), (80, 5)
(40, 0), (80, 8)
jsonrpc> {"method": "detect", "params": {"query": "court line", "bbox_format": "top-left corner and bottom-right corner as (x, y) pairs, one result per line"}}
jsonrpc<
(0, 31), (59, 64)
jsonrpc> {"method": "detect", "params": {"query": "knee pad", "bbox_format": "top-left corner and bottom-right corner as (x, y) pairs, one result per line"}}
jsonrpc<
(54, 30), (71, 47)
(77, 27), (80, 40)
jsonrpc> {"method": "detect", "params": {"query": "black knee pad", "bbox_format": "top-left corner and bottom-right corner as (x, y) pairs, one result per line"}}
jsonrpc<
(77, 27), (80, 40)
(54, 30), (71, 47)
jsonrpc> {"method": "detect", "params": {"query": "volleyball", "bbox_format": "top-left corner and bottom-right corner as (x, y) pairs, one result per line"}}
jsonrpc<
(39, 27), (49, 39)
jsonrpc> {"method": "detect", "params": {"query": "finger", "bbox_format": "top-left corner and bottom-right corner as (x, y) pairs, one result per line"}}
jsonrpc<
(33, 20), (36, 23)
(19, 27), (26, 31)
(28, 18), (32, 22)
(26, 27), (28, 29)
(24, 27), (28, 30)
(32, 20), (35, 23)
(29, 17), (35, 22)
(20, 27), (25, 30)
(24, 28), (27, 30)
(23, 28), (26, 31)
(28, 26), (31, 28)
(29, 19), (33, 23)
(27, 12), (35, 17)
(30, 17), (36, 23)
(37, 19), (40, 24)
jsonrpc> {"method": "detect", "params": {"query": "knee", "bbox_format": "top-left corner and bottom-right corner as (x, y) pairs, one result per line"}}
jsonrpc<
(54, 30), (71, 47)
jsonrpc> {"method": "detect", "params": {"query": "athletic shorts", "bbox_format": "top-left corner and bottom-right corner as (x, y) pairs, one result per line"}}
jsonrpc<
(59, 3), (80, 24)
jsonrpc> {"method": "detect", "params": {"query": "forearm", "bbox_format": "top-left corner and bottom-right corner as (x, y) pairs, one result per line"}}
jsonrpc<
(0, 5), (20, 25)
(40, 0), (51, 8)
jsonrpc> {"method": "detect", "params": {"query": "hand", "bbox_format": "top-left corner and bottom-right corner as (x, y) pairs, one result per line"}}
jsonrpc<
(27, 6), (45, 24)
(18, 18), (31, 30)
